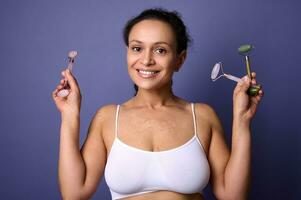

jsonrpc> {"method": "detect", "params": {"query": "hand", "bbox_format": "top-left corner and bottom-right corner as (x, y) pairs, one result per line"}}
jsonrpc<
(52, 69), (82, 115)
(233, 72), (264, 123)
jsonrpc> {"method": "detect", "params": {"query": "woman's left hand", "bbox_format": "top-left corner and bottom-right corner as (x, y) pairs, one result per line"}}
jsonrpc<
(233, 72), (264, 123)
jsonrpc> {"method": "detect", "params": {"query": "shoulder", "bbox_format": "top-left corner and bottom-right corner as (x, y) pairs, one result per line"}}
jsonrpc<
(95, 104), (118, 117)
(92, 104), (118, 126)
(194, 103), (217, 118)
(89, 104), (118, 144)
(193, 103), (221, 127)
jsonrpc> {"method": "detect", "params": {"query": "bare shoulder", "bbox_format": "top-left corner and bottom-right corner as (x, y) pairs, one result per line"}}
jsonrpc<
(93, 104), (118, 123)
(83, 104), (117, 140)
(95, 104), (117, 116)
(93, 104), (118, 147)
(194, 103), (219, 123)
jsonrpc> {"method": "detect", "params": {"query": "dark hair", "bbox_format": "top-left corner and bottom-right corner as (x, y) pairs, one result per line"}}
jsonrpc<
(123, 8), (191, 95)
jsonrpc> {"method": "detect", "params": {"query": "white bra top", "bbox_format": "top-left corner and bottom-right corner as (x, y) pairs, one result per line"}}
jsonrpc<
(104, 103), (210, 200)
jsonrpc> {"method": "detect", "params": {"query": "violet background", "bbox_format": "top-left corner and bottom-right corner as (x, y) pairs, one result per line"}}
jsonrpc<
(0, 0), (300, 199)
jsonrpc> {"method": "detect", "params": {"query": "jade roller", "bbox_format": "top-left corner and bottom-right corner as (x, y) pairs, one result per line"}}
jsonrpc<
(211, 62), (242, 83)
(238, 44), (261, 96)
(57, 51), (78, 97)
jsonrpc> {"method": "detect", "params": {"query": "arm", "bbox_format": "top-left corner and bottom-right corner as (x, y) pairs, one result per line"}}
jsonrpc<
(53, 69), (107, 199)
(58, 109), (107, 200)
(205, 73), (263, 200)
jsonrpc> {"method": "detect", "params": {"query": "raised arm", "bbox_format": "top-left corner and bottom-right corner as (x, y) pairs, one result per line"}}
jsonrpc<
(52, 69), (107, 199)
(204, 73), (263, 200)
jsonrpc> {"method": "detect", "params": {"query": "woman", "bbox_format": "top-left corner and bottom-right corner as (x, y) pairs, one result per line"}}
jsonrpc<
(52, 8), (263, 200)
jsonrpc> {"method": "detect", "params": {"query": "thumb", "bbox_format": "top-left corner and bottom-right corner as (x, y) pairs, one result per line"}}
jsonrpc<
(241, 76), (251, 92)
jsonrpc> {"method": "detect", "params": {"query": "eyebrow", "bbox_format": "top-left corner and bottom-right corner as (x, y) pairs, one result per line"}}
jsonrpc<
(129, 40), (172, 47)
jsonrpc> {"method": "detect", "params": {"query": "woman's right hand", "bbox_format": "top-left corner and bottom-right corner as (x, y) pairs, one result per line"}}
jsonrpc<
(52, 69), (82, 115)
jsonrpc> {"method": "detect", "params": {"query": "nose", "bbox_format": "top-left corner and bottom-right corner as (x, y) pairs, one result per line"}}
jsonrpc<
(141, 50), (155, 66)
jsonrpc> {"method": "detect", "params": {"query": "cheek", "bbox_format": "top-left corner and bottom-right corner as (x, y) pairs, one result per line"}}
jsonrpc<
(161, 56), (177, 70)
(127, 54), (137, 76)
(127, 53), (139, 67)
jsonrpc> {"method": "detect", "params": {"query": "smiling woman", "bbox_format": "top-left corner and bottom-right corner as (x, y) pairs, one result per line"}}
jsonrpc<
(52, 8), (263, 200)
(122, 9), (190, 95)
(127, 19), (184, 92)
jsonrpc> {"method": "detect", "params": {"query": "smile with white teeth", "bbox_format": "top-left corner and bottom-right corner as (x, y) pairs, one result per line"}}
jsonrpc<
(137, 69), (160, 78)
(138, 70), (158, 74)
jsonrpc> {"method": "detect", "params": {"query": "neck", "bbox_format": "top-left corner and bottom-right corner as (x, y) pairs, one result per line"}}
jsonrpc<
(133, 83), (177, 108)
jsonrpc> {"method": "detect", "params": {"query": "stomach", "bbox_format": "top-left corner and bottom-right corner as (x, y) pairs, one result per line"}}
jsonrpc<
(120, 190), (204, 200)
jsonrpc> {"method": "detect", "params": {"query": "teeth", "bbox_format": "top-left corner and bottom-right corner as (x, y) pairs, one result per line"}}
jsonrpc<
(138, 70), (157, 75)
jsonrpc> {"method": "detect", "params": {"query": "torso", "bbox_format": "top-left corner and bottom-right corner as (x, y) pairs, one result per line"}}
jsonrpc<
(101, 98), (212, 199)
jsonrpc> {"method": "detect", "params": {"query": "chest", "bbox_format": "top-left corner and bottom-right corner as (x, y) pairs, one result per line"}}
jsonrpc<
(122, 109), (194, 147)
(103, 107), (211, 156)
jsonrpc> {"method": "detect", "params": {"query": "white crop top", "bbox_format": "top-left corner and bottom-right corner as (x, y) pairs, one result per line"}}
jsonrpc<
(104, 103), (210, 200)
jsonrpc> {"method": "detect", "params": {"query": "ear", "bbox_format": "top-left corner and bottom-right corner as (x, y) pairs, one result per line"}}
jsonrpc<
(174, 51), (187, 72)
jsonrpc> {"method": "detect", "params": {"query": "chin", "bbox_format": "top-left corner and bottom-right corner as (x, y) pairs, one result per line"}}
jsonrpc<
(135, 83), (159, 91)
(134, 79), (172, 92)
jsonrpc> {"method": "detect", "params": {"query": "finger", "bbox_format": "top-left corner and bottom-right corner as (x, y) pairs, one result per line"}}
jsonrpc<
(236, 75), (248, 86)
(61, 70), (66, 78)
(253, 89), (264, 102)
(234, 76), (250, 96)
(242, 75), (251, 82)
(256, 95), (262, 102)
(57, 84), (64, 90)
(249, 95), (261, 112)
(251, 72), (256, 78)
(60, 79), (65, 84)
(52, 88), (59, 98)
(251, 96), (259, 105)
(254, 93), (262, 101)
(241, 76), (251, 91)
(65, 69), (79, 91)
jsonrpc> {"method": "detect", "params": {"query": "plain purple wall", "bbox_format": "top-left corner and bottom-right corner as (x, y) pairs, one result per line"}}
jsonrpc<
(0, 0), (300, 199)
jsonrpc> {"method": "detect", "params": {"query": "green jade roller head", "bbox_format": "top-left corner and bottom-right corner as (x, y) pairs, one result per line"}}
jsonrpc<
(238, 44), (261, 96)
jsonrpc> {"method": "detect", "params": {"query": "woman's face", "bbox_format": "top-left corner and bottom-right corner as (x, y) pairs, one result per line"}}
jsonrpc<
(127, 19), (185, 91)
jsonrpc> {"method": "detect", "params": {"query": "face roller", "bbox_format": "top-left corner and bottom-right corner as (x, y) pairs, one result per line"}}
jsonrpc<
(238, 44), (261, 96)
(211, 62), (242, 83)
(57, 51), (78, 97)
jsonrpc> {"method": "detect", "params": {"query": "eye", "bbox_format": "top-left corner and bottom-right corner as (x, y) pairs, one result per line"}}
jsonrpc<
(131, 46), (142, 52)
(155, 48), (167, 54)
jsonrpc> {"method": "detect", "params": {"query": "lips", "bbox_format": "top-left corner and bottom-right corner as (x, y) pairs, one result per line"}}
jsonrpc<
(136, 69), (160, 78)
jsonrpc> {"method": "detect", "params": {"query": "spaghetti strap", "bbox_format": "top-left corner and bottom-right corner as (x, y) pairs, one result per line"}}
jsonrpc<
(115, 105), (120, 139)
(191, 103), (197, 136)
